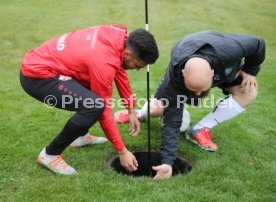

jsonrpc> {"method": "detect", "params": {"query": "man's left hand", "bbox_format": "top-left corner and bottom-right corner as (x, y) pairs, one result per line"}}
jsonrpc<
(239, 70), (258, 93)
(128, 108), (140, 136)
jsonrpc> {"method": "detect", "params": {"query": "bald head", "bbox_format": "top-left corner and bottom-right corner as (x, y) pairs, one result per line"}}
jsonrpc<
(182, 57), (214, 95)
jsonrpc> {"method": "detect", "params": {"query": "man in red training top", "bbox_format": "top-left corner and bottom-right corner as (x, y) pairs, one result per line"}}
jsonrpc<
(20, 25), (159, 175)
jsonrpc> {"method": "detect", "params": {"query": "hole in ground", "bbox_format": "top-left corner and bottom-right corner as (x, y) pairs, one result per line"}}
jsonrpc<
(110, 151), (192, 177)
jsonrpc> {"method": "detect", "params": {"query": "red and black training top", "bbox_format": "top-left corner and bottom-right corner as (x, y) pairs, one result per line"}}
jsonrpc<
(21, 24), (136, 150)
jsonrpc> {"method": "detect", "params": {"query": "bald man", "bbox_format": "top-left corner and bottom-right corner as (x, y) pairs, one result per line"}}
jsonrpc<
(115, 31), (266, 179)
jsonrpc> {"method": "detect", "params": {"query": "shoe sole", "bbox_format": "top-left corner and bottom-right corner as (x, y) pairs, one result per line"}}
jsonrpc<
(114, 111), (126, 123)
(114, 111), (129, 123)
(185, 133), (217, 152)
(37, 160), (56, 174)
(114, 110), (142, 123)
(37, 159), (77, 175)
(70, 138), (108, 148)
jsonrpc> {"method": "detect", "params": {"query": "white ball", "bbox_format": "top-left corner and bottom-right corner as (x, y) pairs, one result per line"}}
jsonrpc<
(180, 108), (190, 132)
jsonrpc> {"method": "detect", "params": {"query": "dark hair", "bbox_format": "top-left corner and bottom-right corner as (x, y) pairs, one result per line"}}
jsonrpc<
(125, 28), (159, 64)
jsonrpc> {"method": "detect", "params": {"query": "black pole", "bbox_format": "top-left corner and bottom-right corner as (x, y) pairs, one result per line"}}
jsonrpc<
(145, 0), (148, 25)
(145, 0), (151, 175)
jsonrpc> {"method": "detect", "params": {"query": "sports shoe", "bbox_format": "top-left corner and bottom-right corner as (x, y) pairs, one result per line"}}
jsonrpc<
(114, 110), (139, 123)
(70, 133), (108, 148)
(185, 127), (218, 151)
(37, 147), (77, 175)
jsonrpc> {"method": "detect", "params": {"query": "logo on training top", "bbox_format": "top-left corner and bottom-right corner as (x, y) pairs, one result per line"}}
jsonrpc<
(91, 28), (99, 49)
(224, 67), (232, 76)
(56, 34), (68, 51)
(214, 74), (220, 81)
(58, 75), (72, 81)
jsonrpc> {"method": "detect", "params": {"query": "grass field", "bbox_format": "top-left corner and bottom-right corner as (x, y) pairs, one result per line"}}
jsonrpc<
(1, 0), (276, 201)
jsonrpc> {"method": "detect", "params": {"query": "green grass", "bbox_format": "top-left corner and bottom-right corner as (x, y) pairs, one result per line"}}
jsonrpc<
(1, 0), (276, 201)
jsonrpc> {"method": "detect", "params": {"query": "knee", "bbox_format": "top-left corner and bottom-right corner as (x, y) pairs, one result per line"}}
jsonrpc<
(150, 107), (163, 117)
(150, 99), (164, 117)
(246, 88), (258, 105)
(233, 88), (258, 107)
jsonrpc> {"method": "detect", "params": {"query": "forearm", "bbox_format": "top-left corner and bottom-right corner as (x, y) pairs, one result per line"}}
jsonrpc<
(127, 108), (136, 114)
(99, 108), (125, 150)
(160, 124), (181, 165)
(242, 36), (266, 76)
(115, 68), (136, 109)
(160, 107), (183, 165)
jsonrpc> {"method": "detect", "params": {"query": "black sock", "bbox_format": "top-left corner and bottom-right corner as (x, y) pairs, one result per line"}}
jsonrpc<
(46, 119), (89, 155)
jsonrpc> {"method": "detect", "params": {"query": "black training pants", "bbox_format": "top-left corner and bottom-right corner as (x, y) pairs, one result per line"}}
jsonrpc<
(20, 72), (105, 155)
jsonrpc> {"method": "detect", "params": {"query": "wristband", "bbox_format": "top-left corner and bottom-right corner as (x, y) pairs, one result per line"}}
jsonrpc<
(118, 148), (128, 155)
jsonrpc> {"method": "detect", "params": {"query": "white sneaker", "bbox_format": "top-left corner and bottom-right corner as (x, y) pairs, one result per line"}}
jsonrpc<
(37, 148), (77, 175)
(70, 133), (108, 148)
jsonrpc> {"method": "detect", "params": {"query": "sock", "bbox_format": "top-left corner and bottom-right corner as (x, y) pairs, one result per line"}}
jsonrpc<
(72, 133), (89, 144)
(193, 95), (245, 130)
(137, 101), (148, 120)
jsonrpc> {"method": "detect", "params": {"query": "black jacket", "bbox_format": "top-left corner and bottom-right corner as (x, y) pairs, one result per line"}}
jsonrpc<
(156, 31), (266, 165)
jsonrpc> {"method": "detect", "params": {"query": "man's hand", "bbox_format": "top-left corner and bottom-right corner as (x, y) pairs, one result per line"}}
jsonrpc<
(118, 148), (138, 172)
(128, 108), (140, 136)
(152, 164), (172, 180)
(239, 70), (258, 93)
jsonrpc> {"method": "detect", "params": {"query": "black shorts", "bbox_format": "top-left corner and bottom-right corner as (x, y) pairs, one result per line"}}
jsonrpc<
(20, 72), (104, 126)
(218, 76), (243, 95)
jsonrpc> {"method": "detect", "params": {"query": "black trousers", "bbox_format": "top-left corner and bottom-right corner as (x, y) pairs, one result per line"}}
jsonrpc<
(20, 72), (105, 155)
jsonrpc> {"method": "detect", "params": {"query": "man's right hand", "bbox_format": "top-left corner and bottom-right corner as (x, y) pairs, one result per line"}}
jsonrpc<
(128, 108), (140, 137)
(118, 148), (138, 172)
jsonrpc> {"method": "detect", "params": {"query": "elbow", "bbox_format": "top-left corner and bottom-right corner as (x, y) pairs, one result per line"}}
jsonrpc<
(257, 37), (266, 52)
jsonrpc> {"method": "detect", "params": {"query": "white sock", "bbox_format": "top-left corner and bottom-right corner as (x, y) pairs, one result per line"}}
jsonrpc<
(193, 95), (245, 130)
(137, 102), (148, 120)
(72, 133), (89, 145)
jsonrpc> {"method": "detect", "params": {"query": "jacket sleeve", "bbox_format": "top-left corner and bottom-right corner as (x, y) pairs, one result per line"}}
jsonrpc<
(114, 68), (136, 109)
(156, 73), (185, 165)
(229, 34), (266, 76)
(88, 63), (125, 151)
(160, 106), (183, 165)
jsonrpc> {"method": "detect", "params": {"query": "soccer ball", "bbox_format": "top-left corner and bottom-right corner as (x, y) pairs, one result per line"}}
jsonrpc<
(180, 108), (190, 132)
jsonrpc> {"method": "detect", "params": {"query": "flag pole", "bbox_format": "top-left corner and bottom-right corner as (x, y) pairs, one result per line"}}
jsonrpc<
(145, 0), (151, 175)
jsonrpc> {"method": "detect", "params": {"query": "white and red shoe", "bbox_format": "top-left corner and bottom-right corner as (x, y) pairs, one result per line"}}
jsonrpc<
(37, 148), (77, 175)
(186, 127), (218, 152)
(114, 110), (140, 123)
(70, 133), (108, 148)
